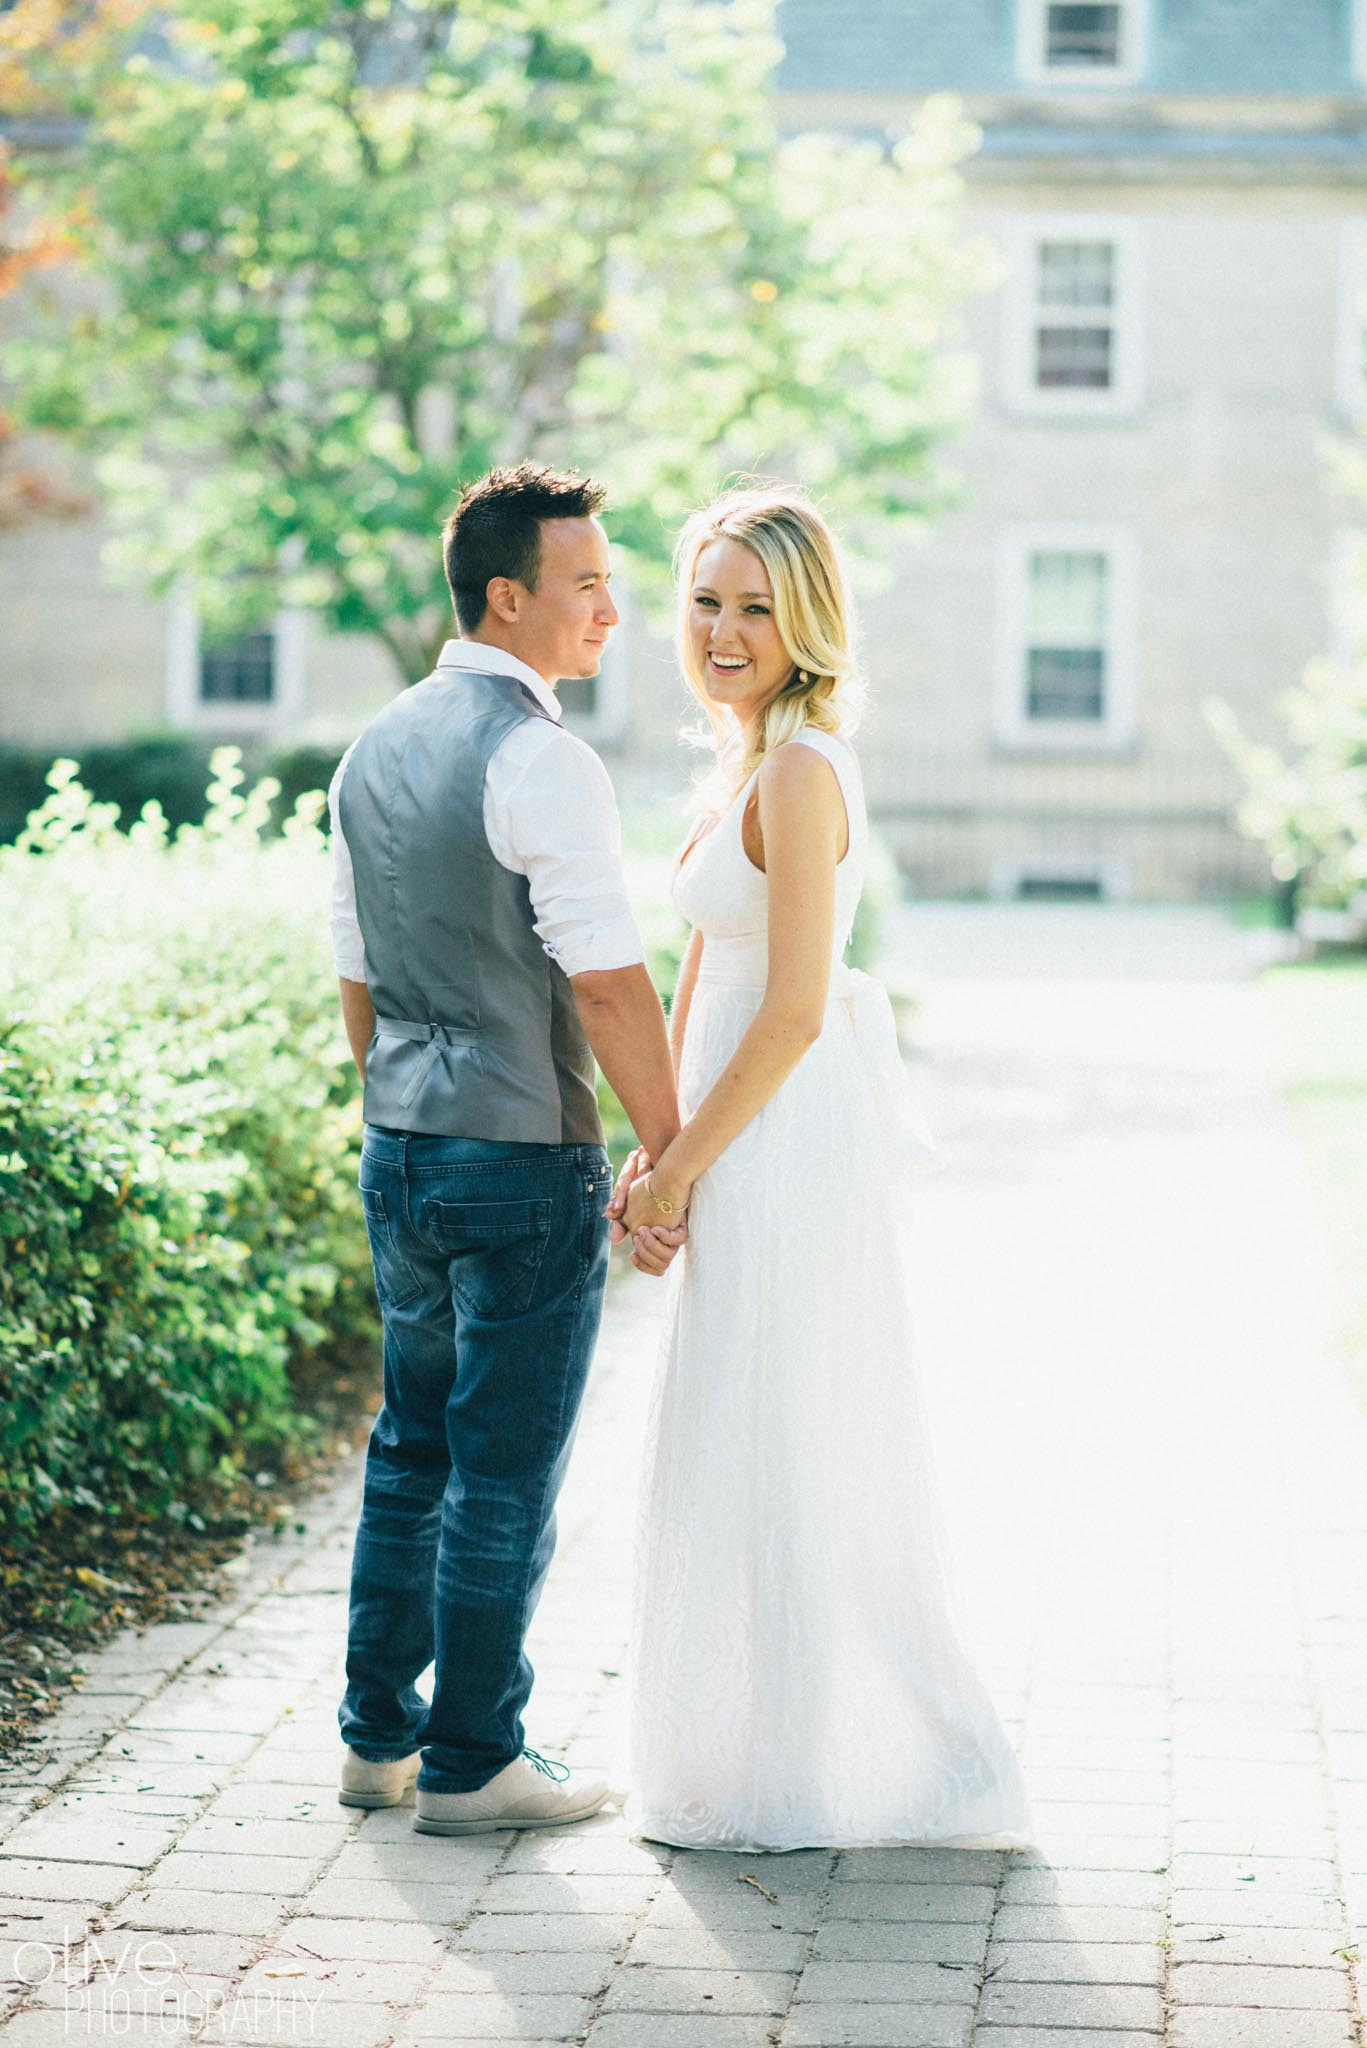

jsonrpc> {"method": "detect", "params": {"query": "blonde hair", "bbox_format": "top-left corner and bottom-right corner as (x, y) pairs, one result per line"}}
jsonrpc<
(673, 484), (864, 812)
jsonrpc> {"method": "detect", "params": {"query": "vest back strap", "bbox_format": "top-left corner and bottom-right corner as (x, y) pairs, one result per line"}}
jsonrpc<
(373, 1015), (480, 1111)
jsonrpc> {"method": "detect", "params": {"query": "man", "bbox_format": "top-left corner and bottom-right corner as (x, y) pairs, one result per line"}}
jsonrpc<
(329, 462), (685, 1836)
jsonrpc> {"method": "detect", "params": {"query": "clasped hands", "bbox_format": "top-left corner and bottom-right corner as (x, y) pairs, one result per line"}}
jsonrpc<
(603, 1146), (690, 1277)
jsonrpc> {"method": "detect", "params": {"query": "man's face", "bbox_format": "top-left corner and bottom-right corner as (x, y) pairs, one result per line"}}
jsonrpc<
(515, 515), (619, 683)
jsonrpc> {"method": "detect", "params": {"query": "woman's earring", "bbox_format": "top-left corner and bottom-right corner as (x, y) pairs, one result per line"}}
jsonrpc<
(798, 669), (810, 686)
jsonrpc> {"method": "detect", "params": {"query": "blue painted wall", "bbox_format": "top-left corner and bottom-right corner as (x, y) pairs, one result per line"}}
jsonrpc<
(777, 0), (1360, 96)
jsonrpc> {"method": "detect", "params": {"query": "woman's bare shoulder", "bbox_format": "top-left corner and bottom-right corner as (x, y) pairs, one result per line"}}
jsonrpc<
(756, 734), (846, 806)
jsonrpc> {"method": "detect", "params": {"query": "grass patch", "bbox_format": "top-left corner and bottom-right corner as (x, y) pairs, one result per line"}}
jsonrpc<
(1224, 892), (1292, 930)
(1261, 957), (1367, 1405)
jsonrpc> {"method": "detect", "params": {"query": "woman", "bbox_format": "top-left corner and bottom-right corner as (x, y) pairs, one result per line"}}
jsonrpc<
(612, 485), (1034, 1852)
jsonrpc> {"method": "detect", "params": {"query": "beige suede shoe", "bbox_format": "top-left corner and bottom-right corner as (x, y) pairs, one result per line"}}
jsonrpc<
(413, 1749), (609, 1836)
(338, 1746), (422, 1808)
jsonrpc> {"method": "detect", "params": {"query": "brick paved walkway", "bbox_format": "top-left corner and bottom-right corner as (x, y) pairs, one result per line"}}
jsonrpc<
(1, 904), (1364, 2048)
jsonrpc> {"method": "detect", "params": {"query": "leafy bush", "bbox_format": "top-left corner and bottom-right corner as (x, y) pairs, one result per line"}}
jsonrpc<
(0, 735), (219, 847)
(0, 752), (906, 1549)
(1209, 658), (1367, 911)
(266, 742), (345, 830)
(0, 755), (376, 1548)
(0, 736), (348, 850)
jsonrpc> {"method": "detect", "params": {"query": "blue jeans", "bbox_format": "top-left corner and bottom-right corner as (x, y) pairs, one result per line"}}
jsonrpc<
(338, 1126), (613, 1793)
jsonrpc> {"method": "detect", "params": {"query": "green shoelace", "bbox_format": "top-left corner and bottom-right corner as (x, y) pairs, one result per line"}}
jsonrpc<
(523, 1747), (571, 1783)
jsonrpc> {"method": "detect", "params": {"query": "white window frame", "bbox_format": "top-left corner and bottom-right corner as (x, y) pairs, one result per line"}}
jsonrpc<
(166, 580), (308, 733)
(1001, 215), (1145, 417)
(1016, 0), (1149, 87)
(993, 523), (1139, 753)
(1336, 223), (1367, 419)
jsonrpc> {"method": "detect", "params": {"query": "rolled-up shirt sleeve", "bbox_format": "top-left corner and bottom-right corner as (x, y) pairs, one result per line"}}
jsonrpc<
(327, 747), (368, 983)
(491, 725), (646, 979)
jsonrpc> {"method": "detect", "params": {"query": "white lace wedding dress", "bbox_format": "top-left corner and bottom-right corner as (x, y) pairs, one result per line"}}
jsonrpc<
(623, 726), (1035, 1852)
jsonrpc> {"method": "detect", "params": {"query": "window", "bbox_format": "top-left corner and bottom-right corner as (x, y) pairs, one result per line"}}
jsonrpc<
(994, 525), (1138, 751)
(1337, 225), (1367, 418)
(1017, 0), (1148, 84)
(1002, 216), (1144, 415)
(1036, 240), (1117, 389)
(1025, 551), (1107, 719)
(1047, 4), (1122, 67)
(167, 584), (306, 730)
(990, 855), (1129, 901)
(199, 631), (276, 704)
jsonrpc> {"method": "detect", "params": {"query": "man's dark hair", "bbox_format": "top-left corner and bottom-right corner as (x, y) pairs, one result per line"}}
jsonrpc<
(442, 461), (607, 634)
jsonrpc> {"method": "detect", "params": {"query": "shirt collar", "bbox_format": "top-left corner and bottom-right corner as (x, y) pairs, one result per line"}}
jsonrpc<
(435, 638), (563, 724)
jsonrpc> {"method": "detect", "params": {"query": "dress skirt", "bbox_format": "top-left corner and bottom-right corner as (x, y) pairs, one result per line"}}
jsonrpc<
(622, 976), (1035, 1852)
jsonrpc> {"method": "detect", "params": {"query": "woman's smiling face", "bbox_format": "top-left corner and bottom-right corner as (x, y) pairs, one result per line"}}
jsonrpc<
(687, 537), (794, 726)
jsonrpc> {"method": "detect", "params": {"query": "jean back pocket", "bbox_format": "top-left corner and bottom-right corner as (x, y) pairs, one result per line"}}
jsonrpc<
(359, 1183), (423, 1311)
(425, 1196), (553, 1321)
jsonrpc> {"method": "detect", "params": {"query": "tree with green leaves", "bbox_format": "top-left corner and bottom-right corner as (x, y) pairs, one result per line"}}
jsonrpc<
(14, 0), (991, 683)
(1211, 436), (1367, 920)
(0, 0), (140, 530)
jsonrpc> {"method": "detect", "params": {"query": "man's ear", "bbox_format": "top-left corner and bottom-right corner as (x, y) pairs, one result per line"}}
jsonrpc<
(485, 576), (521, 625)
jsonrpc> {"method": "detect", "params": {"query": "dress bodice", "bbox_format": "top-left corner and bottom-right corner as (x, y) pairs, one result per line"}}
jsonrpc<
(670, 727), (867, 991)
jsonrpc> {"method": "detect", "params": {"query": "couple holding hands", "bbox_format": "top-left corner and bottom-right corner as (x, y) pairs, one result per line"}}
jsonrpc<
(328, 461), (1033, 1853)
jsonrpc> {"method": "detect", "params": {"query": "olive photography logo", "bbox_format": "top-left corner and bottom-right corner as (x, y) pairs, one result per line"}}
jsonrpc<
(12, 1935), (324, 2038)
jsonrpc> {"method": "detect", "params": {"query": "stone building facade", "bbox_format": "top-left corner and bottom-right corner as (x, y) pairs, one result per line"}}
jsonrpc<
(774, 0), (1367, 897)
(3, 0), (1366, 897)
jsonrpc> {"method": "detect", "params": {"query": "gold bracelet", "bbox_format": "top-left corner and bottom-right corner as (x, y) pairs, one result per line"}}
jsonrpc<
(645, 1172), (679, 1216)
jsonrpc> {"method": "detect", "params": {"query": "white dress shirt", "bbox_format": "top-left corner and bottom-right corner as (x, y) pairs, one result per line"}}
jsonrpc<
(328, 639), (645, 984)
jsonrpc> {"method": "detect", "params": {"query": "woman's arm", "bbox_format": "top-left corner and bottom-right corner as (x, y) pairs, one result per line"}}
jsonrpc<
(626, 744), (844, 1224)
(669, 925), (705, 1078)
(604, 922), (703, 1231)
(607, 924), (705, 1258)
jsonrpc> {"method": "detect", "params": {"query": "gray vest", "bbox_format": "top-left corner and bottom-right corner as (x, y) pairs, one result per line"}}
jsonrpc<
(338, 665), (603, 1145)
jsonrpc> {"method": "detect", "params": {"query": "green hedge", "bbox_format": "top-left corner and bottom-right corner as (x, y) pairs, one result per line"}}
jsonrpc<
(0, 750), (894, 1543)
(0, 755), (376, 1547)
(0, 736), (347, 848)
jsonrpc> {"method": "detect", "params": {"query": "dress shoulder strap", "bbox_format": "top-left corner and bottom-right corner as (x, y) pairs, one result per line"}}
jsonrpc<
(787, 725), (862, 799)
(788, 725), (855, 764)
(783, 727), (865, 870)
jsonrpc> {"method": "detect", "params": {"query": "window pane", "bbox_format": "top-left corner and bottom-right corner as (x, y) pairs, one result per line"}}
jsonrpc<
(1035, 324), (1113, 388)
(1024, 549), (1108, 722)
(1017, 872), (1104, 899)
(200, 631), (276, 703)
(1026, 646), (1106, 720)
(1046, 3), (1123, 67)
(1027, 549), (1108, 642)
(1037, 240), (1114, 309)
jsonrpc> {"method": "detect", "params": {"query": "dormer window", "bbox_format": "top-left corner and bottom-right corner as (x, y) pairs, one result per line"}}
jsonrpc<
(1046, 5), (1122, 68)
(1017, 0), (1148, 85)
